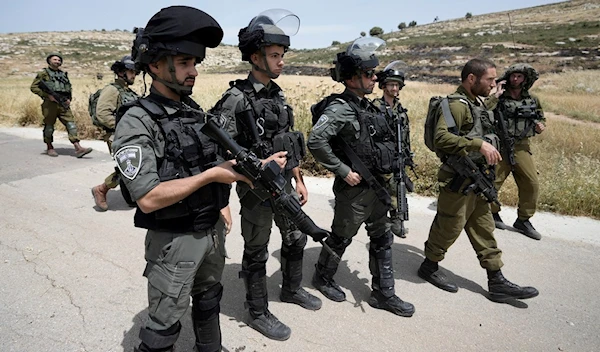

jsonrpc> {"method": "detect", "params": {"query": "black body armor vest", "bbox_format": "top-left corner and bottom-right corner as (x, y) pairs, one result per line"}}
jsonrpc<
(124, 96), (230, 232)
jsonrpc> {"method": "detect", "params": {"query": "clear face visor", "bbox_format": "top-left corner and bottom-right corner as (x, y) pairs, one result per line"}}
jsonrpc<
(383, 60), (407, 76)
(247, 8), (300, 38)
(346, 37), (386, 59)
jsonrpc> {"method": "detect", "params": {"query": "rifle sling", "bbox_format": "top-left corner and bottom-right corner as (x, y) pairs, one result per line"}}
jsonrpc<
(333, 136), (391, 208)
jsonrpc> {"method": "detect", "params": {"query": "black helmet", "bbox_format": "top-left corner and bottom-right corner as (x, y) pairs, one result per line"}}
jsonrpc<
(110, 55), (136, 73)
(377, 60), (407, 89)
(46, 53), (63, 65)
(330, 37), (385, 82)
(238, 9), (299, 62)
(132, 6), (223, 69)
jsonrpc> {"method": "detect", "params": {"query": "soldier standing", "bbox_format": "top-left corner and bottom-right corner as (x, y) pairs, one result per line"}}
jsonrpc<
(211, 9), (321, 341)
(489, 64), (546, 240)
(418, 58), (539, 303)
(308, 38), (415, 317)
(30, 53), (92, 157)
(373, 60), (414, 238)
(91, 56), (139, 211)
(111, 6), (252, 351)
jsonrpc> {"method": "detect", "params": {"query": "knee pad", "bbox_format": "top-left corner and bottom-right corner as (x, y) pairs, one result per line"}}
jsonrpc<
(43, 125), (54, 139)
(242, 247), (269, 272)
(370, 231), (394, 252)
(65, 121), (77, 135)
(138, 322), (181, 351)
(327, 232), (353, 252)
(282, 231), (307, 261)
(192, 283), (223, 321)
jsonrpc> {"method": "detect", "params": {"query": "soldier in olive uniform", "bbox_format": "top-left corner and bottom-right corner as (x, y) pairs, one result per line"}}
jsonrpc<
(373, 60), (414, 238)
(308, 38), (415, 317)
(418, 58), (539, 303)
(210, 9), (320, 341)
(488, 64), (546, 240)
(30, 53), (92, 157)
(91, 56), (139, 211)
(111, 7), (254, 352)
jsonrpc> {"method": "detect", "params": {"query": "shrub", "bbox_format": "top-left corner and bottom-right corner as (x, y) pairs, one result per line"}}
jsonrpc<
(408, 21), (417, 27)
(369, 26), (384, 37)
(465, 12), (473, 20)
(398, 22), (407, 30)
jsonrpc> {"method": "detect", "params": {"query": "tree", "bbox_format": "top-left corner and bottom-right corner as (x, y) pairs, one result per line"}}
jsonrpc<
(408, 21), (417, 27)
(369, 26), (384, 37)
(360, 31), (366, 37)
(331, 40), (341, 46)
(398, 22), (407, 30)
(465, 12), (473, 20)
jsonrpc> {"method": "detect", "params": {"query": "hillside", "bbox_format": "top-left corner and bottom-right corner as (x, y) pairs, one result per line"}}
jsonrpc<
(0, 0), (599, 80)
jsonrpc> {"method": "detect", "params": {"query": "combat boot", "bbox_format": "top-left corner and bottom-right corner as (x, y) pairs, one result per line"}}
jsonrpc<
(493, 212), (509, 230)
(312, 265), (345, 302)
(280, 287), (322, 311)
(73, 142), (93, 158)
(367, 290), (415, 317)
(487, 270), (539, 302)
(92, 183), (109, 211)
(248, 309), (291, 341)
(417, 258), (458, 293)
(390, 210), (407, 238)
(513, 219), (542, 240)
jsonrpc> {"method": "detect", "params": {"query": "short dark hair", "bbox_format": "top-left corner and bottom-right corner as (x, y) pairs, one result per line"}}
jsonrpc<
(461, 58), (496, 82)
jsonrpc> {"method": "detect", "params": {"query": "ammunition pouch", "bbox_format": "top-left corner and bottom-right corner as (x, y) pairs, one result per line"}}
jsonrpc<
(273, 131), (306, 171)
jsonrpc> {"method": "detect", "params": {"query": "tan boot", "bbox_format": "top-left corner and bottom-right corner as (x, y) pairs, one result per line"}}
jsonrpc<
(91, 184), (109, 211)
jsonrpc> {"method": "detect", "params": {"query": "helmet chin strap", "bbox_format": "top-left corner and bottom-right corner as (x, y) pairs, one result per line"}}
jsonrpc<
(251, 47), (278, 79)
(148, 56), (193, 96)
(118, 72), (134, 86)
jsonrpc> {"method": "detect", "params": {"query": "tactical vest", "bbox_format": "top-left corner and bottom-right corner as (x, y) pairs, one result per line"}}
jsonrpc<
(116, 85), (139, 109)
(374, 98), (411, 158)
(444, 93), (499, 165)
(123, 97), (230, 232)
(327, 95), (397, 174)
(214, 79), (305, 170)
(500, 96), (539, 140)
(43, 68), (71, 95)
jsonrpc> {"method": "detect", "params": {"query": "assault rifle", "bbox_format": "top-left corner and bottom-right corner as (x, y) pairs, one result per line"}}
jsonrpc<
(238, 110), (273, 159)
(393, 106), (410, 238)
(38, 80), (70, 110)
(445, 154), (501, 206)
(201, 118), (340, 263)
(494, 105), (516, 170)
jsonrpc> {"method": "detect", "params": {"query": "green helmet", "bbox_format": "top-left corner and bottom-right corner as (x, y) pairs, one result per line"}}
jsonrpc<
(110, 55), (136, 73)
(499, 63), (539, 91)
(377, 60), (408, 89)
(46, 53), (63, 65)
(330, 37), (385, 82)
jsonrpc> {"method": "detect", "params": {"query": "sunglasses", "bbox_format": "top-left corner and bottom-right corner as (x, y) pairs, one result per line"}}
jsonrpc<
(362, 69), (376, 78)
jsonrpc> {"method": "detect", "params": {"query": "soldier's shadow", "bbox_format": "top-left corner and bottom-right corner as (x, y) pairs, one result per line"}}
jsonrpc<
(389, 241), (529, 308)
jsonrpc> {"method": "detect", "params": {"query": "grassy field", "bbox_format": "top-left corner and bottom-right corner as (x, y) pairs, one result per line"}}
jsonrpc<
(2, 70), (599, 218)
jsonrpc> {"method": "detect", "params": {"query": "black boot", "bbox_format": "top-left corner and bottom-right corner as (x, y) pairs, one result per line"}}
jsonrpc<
(280, 242), (322, 310)
(390, 210), (407, 238)
(192, 284), (223, 352)
(136, 322), (180, 352)
(312, 265), (346, 302)
(367, 290), (415, 317)
(240, 269), (291, 341)
(513, 219), (542, 240)
(311, 233), (350, 302)
(417, 258), (458, 293)
(487, 270), (539, 302)
(493, 213), (509, 230)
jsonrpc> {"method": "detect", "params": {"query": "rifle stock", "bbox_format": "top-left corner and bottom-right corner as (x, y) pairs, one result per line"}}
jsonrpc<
(393, 106), (409, 236)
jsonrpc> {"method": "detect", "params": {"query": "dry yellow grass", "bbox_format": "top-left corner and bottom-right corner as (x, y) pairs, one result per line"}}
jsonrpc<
(2, 71), (599, 218)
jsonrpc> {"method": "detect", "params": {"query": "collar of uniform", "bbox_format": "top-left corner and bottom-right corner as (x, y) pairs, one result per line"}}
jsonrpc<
(248, 73), (281, 97)
(114, 78), (128, 89)
(456, 85), (481, 105)
(341, 88), (366, 107)
(501, 89), (530, 100)
(148, 87), (195, 109)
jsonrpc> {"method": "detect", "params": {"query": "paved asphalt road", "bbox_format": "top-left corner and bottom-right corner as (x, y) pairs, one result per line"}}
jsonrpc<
(1, 128), (599, 352)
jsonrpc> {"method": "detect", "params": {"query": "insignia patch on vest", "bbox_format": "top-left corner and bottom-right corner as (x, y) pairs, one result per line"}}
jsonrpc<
(313, 115), (329, 130)
(114, 145), (142, 180)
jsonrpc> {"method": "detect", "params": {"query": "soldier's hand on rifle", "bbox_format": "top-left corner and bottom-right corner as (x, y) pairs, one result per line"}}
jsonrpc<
(493, 80), (506, 98)
(535, 122), (545, 134)
(48, 95), (57, 103)
(213, 159), (253, 187)
(296, 180), (308, 206)
(65, 99), (71, 106)
(479, 141), (502, 166)
(263, 151), (287, 170)
(344, 170), (362, 186)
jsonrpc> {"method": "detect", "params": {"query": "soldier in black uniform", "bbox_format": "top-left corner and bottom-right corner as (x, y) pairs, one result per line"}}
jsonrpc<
(111, 6), (259, 352)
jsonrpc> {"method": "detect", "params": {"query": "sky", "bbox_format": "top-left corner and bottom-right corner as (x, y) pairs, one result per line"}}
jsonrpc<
(2, 0), (561, 49)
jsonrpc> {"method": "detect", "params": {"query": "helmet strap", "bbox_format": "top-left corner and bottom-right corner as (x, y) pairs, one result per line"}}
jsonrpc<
(148, 56), (193, 96)
(251, 47), (278, 79)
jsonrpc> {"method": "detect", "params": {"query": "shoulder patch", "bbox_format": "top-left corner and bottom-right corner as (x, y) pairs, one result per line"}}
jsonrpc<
(114, 145), (142, 180)
(458, 99), (469, 105)
(313, 114), (329, 130)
